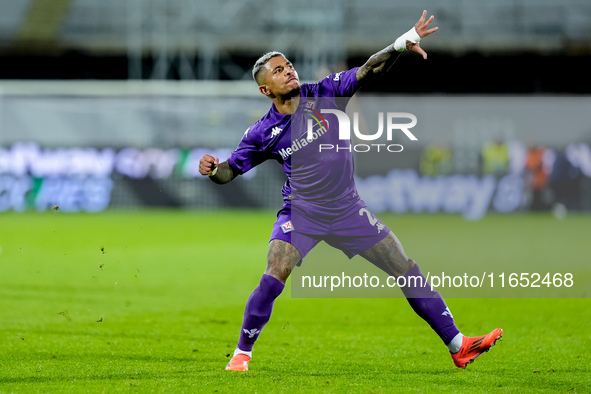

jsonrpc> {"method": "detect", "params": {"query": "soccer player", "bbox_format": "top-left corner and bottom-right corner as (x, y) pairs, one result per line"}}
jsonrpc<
(199, 11), (502, 371)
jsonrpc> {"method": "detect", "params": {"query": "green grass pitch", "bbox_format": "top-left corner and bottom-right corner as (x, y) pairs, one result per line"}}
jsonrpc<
(0, 210), (589, 393)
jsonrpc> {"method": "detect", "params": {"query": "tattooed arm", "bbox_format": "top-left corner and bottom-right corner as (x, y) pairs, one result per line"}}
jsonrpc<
(356, 10), (438, 86)
(199, 155), (238, 185)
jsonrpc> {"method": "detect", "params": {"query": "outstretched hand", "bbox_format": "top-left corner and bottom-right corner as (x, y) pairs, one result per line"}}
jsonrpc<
(407, 10), (438, 59)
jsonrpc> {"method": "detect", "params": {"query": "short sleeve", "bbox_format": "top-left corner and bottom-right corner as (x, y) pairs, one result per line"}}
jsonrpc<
(321, 67), (360, 98)
(227, 126), (268, 175)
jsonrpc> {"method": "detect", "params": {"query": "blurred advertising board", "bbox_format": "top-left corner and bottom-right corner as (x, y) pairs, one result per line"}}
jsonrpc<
(0, 85), (589, 215)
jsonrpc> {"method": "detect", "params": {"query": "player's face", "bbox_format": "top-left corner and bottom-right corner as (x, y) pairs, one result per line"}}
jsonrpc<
(260, 56), (300, 97)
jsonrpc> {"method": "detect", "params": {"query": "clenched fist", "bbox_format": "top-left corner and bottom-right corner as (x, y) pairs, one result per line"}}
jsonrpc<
(199, 154), (219, 176)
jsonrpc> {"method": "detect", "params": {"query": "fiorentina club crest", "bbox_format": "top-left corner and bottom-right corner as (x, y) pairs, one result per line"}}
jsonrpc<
(281, 220), (293, 233)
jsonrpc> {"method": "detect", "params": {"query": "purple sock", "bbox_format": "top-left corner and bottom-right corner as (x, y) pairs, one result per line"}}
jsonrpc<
(237, 274), (285, 352)
(400, 263), (460, 345)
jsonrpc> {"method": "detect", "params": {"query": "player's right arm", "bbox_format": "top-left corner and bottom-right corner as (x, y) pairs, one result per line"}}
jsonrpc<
(199, 155), (238, 184)
(199, 124), (267, 184)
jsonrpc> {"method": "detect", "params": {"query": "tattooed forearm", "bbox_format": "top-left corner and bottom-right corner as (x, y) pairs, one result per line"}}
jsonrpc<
(209, 161), (237, 185)
(356, 43), (401, 85)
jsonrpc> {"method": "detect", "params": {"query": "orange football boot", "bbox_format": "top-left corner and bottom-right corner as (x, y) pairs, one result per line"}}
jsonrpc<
(451, 328), (503, 368)
(225, 353), (251, 371)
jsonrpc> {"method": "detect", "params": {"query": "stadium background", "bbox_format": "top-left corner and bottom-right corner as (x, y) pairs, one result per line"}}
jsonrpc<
(0, 1), (590, 392)
(0, 0), (590, 215)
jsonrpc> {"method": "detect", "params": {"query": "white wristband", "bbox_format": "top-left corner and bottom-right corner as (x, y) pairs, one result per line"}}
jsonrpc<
(394, 27), (421, 52)
(208, 166), (218, 177)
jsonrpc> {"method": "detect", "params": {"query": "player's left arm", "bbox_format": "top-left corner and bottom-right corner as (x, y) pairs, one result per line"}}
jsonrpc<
(356, 10), (438, 86)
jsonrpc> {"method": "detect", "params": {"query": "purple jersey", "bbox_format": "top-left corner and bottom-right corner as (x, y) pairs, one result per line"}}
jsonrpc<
(228, 68), (361, 211)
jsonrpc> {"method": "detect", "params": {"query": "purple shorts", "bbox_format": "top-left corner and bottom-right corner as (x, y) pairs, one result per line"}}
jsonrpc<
(270, 198), (390, 261)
